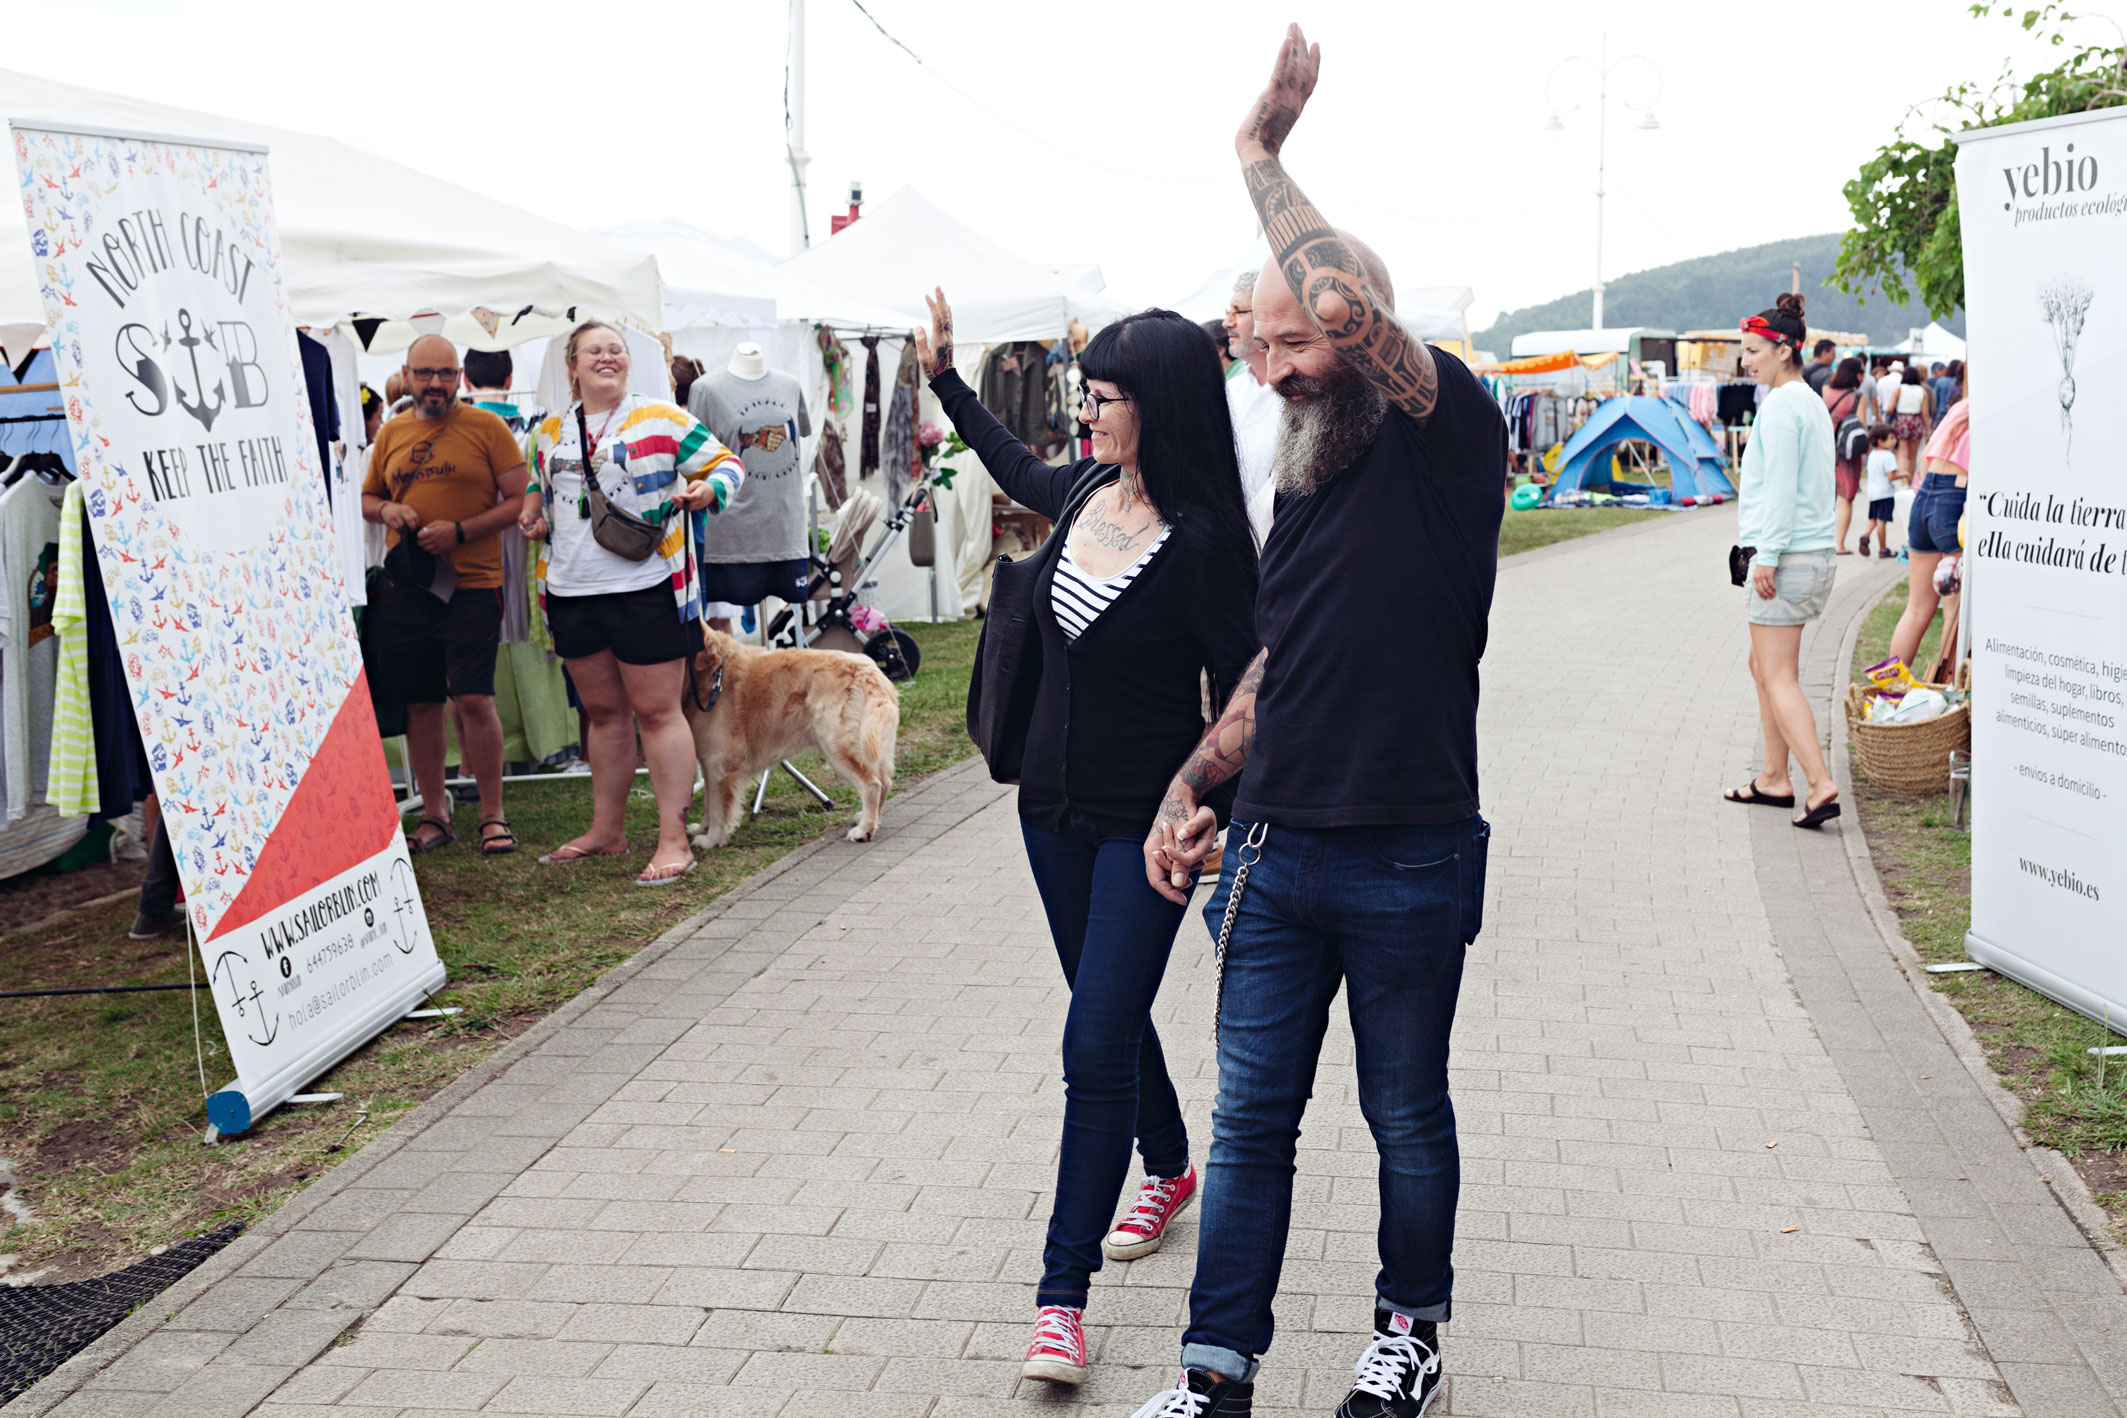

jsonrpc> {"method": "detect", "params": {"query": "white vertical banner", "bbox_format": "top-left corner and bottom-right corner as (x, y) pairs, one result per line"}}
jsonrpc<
(1954, 110), (2127, 1027)
(13, 123), (443, 1133)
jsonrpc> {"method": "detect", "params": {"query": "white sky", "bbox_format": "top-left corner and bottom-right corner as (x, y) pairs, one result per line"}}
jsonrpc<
(1, 0), (2104, 330)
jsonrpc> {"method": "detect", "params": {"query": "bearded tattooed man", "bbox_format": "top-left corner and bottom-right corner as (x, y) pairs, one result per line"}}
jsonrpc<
(1133, 24), (1507, 1418)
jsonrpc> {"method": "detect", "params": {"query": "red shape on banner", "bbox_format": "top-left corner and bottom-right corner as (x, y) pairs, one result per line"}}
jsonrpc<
(213, 673), (401, 940)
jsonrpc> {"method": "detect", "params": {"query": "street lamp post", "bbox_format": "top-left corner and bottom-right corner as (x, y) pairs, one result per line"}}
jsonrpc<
(1545, 36), (1661, 330)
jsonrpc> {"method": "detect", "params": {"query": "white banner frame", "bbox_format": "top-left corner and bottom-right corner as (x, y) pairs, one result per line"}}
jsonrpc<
(1953, 107), (2127, 1032)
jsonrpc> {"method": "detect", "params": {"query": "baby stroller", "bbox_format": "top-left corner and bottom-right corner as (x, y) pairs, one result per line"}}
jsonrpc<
(759, 483), (928, 681)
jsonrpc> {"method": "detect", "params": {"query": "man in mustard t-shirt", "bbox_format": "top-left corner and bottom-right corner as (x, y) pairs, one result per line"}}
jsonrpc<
(361, 334), (530, 857)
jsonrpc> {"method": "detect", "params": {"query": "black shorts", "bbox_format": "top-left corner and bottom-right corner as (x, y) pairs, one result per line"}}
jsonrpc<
(1868, 497), (1895, 523)
(699, 557), (811, 606)
(370, 576), (503, 703)
(547, 582), (703, 666)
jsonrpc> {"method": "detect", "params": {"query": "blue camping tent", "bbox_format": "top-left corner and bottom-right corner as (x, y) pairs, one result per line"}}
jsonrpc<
(1546, 395), (1735, 502)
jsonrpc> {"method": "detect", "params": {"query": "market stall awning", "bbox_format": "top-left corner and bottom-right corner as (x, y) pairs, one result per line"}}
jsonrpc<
(1475, 350), (1585, 375)
(0, 68), (664, 355)
(600, 218), (921, 333)
(780, 187), (1126, 343)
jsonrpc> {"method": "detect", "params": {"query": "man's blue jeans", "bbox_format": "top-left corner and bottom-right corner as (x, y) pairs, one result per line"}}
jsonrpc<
(1021, 814), (1193, 1308)
(1181, 816), (1487, 1382)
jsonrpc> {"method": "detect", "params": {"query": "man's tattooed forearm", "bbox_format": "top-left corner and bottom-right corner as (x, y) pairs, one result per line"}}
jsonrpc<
(1241, 153), (1439, 421)
(1174, 651), (1267, 801)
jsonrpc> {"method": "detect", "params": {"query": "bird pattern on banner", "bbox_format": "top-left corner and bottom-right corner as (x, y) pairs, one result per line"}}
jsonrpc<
(15, 129), (364, 943)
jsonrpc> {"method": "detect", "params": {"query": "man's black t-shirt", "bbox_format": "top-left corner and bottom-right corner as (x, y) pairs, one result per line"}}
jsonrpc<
(1233, 349), (1506, 828)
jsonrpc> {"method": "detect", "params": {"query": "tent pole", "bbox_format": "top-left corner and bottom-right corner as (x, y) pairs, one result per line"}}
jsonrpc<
(787, 0), (812, 256)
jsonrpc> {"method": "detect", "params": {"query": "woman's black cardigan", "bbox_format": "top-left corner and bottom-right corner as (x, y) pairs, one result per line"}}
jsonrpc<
(931, 368), (1259, 841)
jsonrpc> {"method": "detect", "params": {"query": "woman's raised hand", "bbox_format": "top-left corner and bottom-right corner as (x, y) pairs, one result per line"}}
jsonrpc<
(914, 287), (955, 381)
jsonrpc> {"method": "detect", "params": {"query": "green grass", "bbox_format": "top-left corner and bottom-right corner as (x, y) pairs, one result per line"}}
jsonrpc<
(0, 621), (980, 1282)
(1498, 506), (1669, 558)
(1848, 587), (2127, 1232)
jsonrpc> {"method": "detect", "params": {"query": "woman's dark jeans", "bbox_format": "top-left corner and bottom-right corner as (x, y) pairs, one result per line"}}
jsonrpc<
(1020, 812), (1192, 1308)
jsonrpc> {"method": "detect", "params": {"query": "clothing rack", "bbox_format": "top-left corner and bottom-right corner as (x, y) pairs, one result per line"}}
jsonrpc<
(0, 410), (64, 423)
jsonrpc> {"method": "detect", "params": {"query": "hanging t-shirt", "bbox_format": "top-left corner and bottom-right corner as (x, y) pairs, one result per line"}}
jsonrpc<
(82, 508), (152, 819)
(1, 474), (66, 821)
(690, 370), (814, 564)
(45, 481), (97, 818)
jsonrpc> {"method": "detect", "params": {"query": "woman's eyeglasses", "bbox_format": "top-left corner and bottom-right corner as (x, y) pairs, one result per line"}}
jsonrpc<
(1081, 390), (1133, 418)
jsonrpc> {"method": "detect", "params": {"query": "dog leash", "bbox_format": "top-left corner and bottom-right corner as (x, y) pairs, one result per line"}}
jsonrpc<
(1209, 820), (1268, 1048)
(683, 503), (722, 715)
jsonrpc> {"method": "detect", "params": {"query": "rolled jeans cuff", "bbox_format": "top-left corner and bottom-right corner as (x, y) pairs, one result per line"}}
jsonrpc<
(1180, 1343), (1259, 1385)
(1385, 1295), (1452, 1325)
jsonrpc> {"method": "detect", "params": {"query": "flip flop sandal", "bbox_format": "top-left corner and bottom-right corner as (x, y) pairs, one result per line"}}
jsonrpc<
(477, 817), (519, 857)
(1724, 782), (1795, 808)
(537, 842), (629, 866)
(1793, 798), (1843, 830)
(405, 816), (458, 854)
(635, 858), (698, 888)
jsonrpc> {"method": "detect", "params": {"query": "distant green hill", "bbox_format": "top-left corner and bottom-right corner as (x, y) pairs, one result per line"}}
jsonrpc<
(1472, 234), (1963, 352)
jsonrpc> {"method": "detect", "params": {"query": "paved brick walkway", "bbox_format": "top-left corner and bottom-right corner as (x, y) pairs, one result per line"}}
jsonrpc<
(21, 510), (2126, 1418)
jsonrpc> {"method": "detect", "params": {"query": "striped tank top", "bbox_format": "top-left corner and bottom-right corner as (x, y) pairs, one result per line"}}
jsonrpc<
(1051, 527), (1172, 641)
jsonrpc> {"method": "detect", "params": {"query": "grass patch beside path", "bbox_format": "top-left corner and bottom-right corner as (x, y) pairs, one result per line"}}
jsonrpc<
(1847, 586), (2126, 1238)
(0, 620), (980, 1283)
(1498, 506), (1669, 559)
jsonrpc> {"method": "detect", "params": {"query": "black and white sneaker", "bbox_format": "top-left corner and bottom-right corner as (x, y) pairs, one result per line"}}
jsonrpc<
(1129, 1367), (1254, 1417)
(1334, 1308), (1441, 1417)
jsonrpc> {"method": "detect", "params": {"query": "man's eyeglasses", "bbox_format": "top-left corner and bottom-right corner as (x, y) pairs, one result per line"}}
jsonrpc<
(1081, 389), (1133, 418)
(1225, 304), (1251, 321)
(408, 367), (460, 382)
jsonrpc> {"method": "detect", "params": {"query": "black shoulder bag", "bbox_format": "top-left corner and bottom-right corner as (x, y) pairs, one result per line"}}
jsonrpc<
(967, 466), (1111, 783)
(575, 403), (663, 562)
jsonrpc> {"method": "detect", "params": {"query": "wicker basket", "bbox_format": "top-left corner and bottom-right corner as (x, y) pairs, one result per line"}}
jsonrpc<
(1844, 661), (1972, 795)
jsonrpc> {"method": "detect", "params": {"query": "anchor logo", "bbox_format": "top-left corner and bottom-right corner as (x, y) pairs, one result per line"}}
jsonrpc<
(173, 309), (226, 432)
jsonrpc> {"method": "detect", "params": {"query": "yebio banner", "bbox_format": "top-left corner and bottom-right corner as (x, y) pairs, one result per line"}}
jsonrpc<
(1954, 108), (2127, 1028)
(12, 124), (442, 1132)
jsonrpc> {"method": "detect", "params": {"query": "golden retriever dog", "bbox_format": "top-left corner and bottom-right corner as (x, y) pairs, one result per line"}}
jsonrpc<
(682, 630), (899, 848)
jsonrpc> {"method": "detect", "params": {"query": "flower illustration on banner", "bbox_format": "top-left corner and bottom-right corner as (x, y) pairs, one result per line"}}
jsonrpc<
(2038, 273), (2094, 462)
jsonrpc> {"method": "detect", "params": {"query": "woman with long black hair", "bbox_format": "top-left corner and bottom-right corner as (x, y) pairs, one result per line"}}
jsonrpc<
(915, 290), (1258, 1388)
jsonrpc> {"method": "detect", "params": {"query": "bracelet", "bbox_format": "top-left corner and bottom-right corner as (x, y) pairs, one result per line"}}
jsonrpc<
(455, 521), (466, 544)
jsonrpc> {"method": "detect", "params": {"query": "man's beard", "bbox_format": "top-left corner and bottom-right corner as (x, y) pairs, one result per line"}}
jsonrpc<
(1271, 359), (1389, 497)
(414, 389), (457, 420)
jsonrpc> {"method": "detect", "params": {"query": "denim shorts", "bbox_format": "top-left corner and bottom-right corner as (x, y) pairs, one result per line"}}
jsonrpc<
(1746, 548), (1836, 627)
(1908, 472), (1966, 555)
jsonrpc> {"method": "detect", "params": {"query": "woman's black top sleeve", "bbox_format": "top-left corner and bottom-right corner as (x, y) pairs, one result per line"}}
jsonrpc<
(928, 368), (1089, 517)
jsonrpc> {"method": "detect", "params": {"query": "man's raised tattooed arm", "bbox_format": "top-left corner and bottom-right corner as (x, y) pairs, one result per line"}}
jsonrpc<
(1236, 24), (1439, 423)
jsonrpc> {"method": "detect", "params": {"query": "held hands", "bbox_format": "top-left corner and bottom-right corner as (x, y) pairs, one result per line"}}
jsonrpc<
(381, 501), (422, 533)
(414, 519), (458, 554)
(1237, 22), (1320, 156)
(1143, 789), (1220, 906)
(913, 287), (955, 381)
(673, 479), (719, 512)
(1751, 560), (1779, 600)
(518, 503), (549, 541)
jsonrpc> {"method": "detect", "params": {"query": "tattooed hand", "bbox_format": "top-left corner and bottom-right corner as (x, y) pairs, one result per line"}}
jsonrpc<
(914, 286), (956, 380)
(1236, 23), (1320, 157)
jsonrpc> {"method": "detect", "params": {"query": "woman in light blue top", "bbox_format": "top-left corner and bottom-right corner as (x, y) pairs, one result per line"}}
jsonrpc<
(1727, 293), (1842, 828)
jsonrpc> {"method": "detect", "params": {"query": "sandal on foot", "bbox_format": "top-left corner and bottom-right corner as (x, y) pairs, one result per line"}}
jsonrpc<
(635, 857), (698, 888)
(1793, 796), (1842, 829)
(537, 841), (628, 865)
(405, 816), (457, 853)
(477, 817), (519, 856)
(1724, 781), (1795, 808)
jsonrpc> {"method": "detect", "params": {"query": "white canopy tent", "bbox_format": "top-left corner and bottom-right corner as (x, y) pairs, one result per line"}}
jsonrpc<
(782, 187), (1126, 342)
(0, 69), (663, 356)
(1895, 321), (1967, 363)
